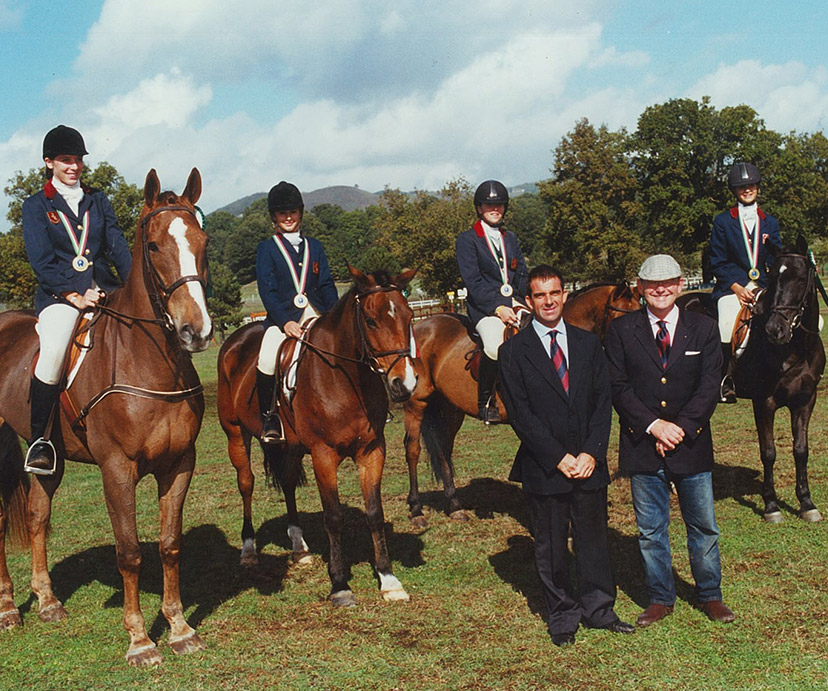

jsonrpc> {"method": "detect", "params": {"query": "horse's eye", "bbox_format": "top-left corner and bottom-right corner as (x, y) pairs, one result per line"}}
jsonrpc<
(147, 242), (159, 252)
(365, 317), (378, 328)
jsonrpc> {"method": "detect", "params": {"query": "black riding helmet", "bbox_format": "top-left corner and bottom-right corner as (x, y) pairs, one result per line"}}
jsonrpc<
(728, 162), (761, 190)
(474, 180), (509, 215)
(268, 181), (304, 216)
(42, 125), (88, 160)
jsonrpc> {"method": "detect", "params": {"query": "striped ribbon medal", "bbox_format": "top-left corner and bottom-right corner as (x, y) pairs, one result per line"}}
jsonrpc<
(56, 210), (91, 272)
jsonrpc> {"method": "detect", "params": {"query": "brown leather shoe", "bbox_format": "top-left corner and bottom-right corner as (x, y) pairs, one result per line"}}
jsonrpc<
(701, 600), (735, 623)
(636, 603), (674, 627)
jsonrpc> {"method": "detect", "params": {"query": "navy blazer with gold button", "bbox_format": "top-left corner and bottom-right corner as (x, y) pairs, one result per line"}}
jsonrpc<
(605, 307), (721, 475)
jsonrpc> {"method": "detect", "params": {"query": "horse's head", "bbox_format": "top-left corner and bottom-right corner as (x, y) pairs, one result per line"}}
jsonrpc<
(139, 168), (213, 352)
(763, 236), (815, 345)
(350, 266), (419, 403)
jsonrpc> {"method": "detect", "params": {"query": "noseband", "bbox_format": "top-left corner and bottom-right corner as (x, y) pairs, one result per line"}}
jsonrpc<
(140, 204), (207, 331)
(768, 254), (817, 336)
(354, 285), (413, 380)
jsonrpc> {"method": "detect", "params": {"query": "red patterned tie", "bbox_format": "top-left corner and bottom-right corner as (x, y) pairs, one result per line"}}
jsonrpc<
(656, 320), (670, 369)
(550, 330), (569, 394)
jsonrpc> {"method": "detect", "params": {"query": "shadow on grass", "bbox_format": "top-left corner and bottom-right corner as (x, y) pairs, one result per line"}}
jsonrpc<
(413, 476), (531, 527)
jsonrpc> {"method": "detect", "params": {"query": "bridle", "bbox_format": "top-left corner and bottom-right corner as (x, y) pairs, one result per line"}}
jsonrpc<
(767, 253), (818, 336)
(139, 204), (207, 331)
(600, 283), (640, 336)
(354, 285), (414, 382)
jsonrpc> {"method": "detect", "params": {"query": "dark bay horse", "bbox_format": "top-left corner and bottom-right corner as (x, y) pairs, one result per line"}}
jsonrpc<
(0, 169), (211, 666)
(731, 239), (825, 522)
(217, 267), (417, 606)
(403, 281), (640, 526)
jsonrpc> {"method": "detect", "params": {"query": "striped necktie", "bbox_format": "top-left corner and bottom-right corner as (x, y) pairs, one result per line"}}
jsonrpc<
(656, 320), (670, 368)
(549, 330), (569, 394)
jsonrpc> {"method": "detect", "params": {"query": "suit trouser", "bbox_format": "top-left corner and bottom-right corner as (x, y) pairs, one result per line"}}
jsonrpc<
(526, 487), (618, 635)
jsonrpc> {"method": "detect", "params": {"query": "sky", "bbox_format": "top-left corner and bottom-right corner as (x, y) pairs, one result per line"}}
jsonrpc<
(1, 0), (828, 228)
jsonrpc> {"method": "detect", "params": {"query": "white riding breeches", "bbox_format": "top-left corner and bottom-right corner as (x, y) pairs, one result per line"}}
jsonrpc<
(476, 316), (507, 361)
(257, 305), (319, 375)
(34, 303), (80, 384)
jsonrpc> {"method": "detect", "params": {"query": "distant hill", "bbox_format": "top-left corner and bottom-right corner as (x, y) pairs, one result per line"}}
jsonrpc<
(215, 182), (538, 217)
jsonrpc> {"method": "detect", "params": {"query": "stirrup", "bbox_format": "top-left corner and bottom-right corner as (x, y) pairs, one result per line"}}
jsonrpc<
(24, 438), (58, 476)
(719, 376), (737, 404)
(261, 413), (285, 444)
(478, 403), (501, 425)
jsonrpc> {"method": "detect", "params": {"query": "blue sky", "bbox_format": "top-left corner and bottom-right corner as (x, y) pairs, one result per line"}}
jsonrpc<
(1, 0), (827, 227)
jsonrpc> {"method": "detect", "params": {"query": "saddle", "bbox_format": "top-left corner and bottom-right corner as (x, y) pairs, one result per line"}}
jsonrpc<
(464, 305), (532, 381)
(731, 290), (764, 358)
(275, 317), (318, 402)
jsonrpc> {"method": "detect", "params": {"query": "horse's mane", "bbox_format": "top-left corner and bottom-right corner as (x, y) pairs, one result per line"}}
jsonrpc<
(568, 281), (622, 298)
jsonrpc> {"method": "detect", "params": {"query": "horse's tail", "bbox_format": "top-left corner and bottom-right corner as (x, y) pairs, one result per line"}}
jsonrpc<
(260, 442), (307, 492)
(0, 423), (29, 550)
(421, 393), (461, 482)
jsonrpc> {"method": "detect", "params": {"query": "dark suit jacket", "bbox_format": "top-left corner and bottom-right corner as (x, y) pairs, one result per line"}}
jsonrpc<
(499, 321), (611, 495)
(605, 308), (722, 475)
(456, 221), (528, 325)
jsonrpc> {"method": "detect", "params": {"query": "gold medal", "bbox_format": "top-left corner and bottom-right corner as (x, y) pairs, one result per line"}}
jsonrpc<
(748, 268), (760, 281)
(72, 256), (90, 272)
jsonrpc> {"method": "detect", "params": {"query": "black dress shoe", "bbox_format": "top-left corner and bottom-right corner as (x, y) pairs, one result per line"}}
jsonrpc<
(602, 619), (635, 634)
(550, 632), (576, 647)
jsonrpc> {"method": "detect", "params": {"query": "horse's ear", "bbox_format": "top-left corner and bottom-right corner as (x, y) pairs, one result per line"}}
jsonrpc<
(611, 281), (627, 300)
(144, 169), (160, 206)
(183, 168), (201, 205)
(796, 234), (809, 255)
(348, 264), (370, 289)
(395, 267), (418, 289)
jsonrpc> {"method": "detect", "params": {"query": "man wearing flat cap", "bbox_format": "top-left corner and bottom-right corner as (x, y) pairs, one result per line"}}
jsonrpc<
(605, 255), (735, 627)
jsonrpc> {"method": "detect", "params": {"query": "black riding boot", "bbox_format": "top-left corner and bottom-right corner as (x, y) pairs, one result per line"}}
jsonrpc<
(256, 369), (284, 443)
(719, 343), (736, 404)
(25, 377), (61, 475)
(477, 354), (501, 424)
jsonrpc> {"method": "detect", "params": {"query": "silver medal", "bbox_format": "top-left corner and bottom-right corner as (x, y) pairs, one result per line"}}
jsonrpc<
(294, 293), (309, 309)
(500, 283), (513, 297)
(72, 255), (90, 272)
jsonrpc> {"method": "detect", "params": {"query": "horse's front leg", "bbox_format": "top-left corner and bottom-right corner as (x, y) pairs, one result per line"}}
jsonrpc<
(403, 400), (427, 527)
(791, 396), (822, 522)
(28, 465), (68, 622)
(156, 445), (206, 656)
(311, 447), (354, 606)
(99, 461), (161, 667)
(753, 398), (782, 522)
(281, 447), (311, 564)
(0, 492), (21, 629)
(357, 442), (409, 603)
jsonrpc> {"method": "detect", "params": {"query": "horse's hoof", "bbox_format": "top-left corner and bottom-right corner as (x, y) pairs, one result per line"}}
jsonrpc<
(410, 515), (428, 530)
(449, 509), (470, 522)
(382, 587), (410, 602)
(126, 643), (164, 667)
(240, 540), (259, 567)
(0, 609), (22, 630)
(169, 631), (206, 656)
(38, 602), (67, 623)
(763, 511), (784, 523)
(292, 551), (313, 565)
(329, 590), (357, 607)
(800, 508), (823, 522)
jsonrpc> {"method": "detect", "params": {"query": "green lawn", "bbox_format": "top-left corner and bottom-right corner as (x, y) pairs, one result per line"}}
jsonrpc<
(1, 344), (827, 690)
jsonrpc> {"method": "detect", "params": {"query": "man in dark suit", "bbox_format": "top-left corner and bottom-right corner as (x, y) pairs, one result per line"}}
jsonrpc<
(605, 254), (735, 628)
(499, 264), (633, 647)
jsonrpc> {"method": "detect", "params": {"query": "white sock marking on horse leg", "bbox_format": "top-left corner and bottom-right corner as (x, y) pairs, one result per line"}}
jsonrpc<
(379, 572), (409, 600)
(168, 217), (213, 338)
(287, 524), (309, 553)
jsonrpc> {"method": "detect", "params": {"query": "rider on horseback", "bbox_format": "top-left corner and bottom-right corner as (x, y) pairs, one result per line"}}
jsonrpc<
(21, 125), (132, 475)
(710, 163), (782, 403)
(456, 180), (529, 424)
(255, 181), (338, 443)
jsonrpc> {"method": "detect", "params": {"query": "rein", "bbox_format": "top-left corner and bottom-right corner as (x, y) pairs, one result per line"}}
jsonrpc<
(767, 254), (819, 336)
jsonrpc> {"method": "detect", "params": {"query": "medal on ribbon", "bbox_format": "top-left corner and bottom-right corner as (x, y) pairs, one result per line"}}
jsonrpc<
(56, 210), (91, 272)
(481, 226), (512, 298)
(272, 234), (310, 310)
(740, 214), (761, 284)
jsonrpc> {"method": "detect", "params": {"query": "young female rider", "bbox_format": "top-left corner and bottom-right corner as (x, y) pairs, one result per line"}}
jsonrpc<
(709, 162), (781, 402)
(456, 180), (529, 424)
(255, 181), (338, 442)
(21, 125), (132, 474)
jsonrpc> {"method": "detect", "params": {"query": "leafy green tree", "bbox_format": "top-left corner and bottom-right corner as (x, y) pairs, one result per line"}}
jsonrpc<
(506, 193), (546, 261)
(539, 119), (643, 282)
(222, 198), (271, 285)
(204, 210), (240, 267)
(207, 262), (243, 342)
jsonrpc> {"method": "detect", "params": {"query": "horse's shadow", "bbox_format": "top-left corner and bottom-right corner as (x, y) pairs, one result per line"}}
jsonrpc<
(31, 508), (424, 641)
(414, 476), (532, 528)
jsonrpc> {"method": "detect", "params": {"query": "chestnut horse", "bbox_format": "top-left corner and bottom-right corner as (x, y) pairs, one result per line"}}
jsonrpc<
(0, 169), (211, 666)
(217, 268), (417, 606)
(404, 281), (639, 526)
(730, 239), (825, 522)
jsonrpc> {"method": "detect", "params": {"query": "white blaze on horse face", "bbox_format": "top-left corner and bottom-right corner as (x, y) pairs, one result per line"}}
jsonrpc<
(388, 301), (395, 319)
(779, 264), (788, 274)
(167, 217), (212, 338)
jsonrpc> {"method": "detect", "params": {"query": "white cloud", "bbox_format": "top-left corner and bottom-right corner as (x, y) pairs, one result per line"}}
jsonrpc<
(688, 60), (828, 133)
(0, 0), (23, 30)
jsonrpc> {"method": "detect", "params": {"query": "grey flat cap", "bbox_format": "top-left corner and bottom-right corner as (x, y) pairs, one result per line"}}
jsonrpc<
(638, 254), (682, 281)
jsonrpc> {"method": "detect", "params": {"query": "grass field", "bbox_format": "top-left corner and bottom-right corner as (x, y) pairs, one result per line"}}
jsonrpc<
(1, 344), (827, 691)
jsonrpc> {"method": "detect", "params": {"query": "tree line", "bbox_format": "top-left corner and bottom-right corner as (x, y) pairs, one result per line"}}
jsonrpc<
(3, 97), (828, 335)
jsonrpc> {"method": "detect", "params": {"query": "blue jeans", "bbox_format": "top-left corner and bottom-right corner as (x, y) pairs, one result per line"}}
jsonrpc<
(630, 467), (723, 605)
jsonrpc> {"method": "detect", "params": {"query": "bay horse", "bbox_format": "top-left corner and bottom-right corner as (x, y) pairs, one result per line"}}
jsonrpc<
(731, 237), (825, 522)
(403, 281), (640, 526)
(0, 169), (211, 666)
(217, 267), (417, 606)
